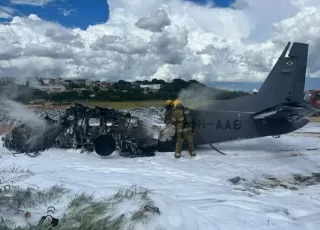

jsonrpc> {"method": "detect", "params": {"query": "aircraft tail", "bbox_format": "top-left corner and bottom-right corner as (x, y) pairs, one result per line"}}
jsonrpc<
(203, 41), (309, 114)
(257, 42), (308, 105)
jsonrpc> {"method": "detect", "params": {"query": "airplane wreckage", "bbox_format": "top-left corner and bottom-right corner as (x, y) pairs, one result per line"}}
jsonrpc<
(2, 41), (320, 158)
(2, 103), (162, 158)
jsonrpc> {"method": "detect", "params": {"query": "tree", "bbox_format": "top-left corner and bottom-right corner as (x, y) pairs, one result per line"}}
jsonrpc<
(17, 78), (249, 103)
(92, 86), (100, 93)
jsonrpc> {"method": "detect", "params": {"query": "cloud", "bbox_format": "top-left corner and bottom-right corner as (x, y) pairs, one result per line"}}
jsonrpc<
(0, 6), (17, 19)
(9, 0), (55, 6)
(58, 8), (75, 16)
(135, 9), (171, 32)
(230, 0), (249, 9)
(0, 0), (319, 83)
(57, 4), (76, 17)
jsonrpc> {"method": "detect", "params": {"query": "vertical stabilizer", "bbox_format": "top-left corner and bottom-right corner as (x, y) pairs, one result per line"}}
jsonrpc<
(258, 42), (308, 105)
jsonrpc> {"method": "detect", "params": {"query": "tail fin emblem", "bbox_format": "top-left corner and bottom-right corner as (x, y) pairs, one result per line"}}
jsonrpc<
(286, 61), (293, 65)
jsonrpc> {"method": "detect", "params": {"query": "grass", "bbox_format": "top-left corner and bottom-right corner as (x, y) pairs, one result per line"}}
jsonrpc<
(311, 116), (320, 122)
(59, 185), (158, 230)
(0, 165), (160, 230)
(0, 164), (34, 189)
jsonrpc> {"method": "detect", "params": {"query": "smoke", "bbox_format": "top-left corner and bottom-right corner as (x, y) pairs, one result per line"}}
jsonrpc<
(0, 82), (33, 103)
(158, 124), (175, 142)
(0, 81), (48, 149)
(0, 99), (47, 148)
(177, 83), (219, 109)
(1, 99), (45, 129)
(142, 121), (159, 139)
(0, 82), (43, 128)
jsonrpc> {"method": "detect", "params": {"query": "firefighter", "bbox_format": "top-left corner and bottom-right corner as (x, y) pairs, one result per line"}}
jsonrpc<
(171, 99), (196, 158)
(164, 100), (173, 124)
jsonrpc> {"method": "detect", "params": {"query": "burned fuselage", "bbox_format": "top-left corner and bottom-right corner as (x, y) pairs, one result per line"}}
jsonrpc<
(2, 103), (158, 158)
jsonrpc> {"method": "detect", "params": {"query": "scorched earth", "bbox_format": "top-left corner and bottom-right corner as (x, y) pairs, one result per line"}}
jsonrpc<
(0, 122), (319, 230)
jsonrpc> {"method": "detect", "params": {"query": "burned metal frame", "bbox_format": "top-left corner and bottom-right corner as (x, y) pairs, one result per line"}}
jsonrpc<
(2, 103), (157, 158)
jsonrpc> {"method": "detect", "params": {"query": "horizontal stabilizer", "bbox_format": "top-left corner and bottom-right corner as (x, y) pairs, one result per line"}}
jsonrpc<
(252, 101), (320, 122)
(252, 111), (277, 119)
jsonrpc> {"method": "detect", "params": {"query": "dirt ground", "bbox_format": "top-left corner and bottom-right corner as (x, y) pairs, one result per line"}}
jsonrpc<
(311, 116), (320, 122)
(0, 126), (14, 135)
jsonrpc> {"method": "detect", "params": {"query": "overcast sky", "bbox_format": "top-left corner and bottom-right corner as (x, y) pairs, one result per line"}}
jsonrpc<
(0, 0), (319, 90)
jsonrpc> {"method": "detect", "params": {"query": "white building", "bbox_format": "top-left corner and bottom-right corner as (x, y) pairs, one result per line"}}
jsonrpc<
(42, 79), (50, 84)
(140, 84), (162, 90)
(32, 84), (66, 93)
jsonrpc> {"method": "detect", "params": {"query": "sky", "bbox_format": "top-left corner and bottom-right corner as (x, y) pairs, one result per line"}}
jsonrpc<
(0, 0), (319, 91)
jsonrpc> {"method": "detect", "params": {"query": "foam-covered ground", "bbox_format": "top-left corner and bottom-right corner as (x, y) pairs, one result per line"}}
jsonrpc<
(0, 122), (319, 229)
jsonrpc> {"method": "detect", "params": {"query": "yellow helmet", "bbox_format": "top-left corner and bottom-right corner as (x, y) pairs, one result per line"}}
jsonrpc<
(173, 99), (181, 107)
(165, 100), (172, 105)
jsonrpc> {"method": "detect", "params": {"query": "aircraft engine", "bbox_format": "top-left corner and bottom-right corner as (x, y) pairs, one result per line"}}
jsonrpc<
(93, 134), (116, 156)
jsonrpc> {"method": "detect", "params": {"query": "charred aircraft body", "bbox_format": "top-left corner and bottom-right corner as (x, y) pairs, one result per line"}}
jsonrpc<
(2, 103), (158, 157)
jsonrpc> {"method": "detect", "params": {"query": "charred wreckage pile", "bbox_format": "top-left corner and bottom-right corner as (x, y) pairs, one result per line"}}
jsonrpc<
(1, 103), (170, 158)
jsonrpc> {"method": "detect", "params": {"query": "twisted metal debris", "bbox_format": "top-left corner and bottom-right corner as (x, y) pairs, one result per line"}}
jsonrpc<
(1, 103), (158, 158)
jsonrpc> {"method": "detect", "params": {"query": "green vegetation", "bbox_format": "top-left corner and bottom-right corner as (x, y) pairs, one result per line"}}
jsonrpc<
(0, 165), (160, 230)
(5, 78), (249, 105)
(0, 78), (250, 108)
(28, 100), (220, 109)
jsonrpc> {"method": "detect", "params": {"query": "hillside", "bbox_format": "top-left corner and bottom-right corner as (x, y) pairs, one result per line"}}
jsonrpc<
(0, 78), (250, 104)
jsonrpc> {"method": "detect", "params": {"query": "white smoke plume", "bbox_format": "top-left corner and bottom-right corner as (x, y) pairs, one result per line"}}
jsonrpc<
(0, 99), (47, 148)
(1, 99), (46, 129)
(177, 83), (219, 109)
(158, 124), (175, 142)
(0, 80), (33, 103)
(158, 83), (220, 142)
(0, 82), (44, 128)
(0, 81), (48, 149)
(143, 122), (159, 139)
